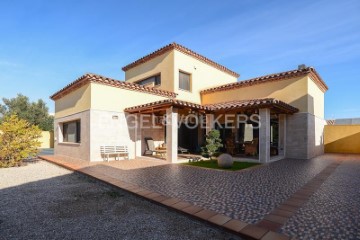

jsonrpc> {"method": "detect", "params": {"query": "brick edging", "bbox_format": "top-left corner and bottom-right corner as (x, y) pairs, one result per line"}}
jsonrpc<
(39, 155), (291, 240)
(256, 160), (343, 233)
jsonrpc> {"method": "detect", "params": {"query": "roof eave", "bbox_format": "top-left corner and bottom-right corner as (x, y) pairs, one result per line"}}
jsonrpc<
(50, 74), (177, 101)
(200, 67), (329, 95)
(122, 42), (240, 78)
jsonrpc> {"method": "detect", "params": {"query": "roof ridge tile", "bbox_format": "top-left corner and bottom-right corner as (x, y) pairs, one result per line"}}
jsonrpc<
(50, 73), (177, 100)
(122, 42), (239, 78)
(200, 67), (328, 94)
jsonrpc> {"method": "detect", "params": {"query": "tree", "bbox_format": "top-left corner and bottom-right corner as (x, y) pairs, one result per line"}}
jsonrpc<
(0, 94), (54, 131)
(0, 115), (41, 167)
(203, 129), (223, 159)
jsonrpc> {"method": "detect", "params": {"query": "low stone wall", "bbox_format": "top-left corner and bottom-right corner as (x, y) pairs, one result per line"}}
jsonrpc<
(324, 125), (360, 153)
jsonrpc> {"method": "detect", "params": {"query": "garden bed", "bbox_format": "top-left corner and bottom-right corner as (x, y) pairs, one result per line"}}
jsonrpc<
(184, 160), (260, 171)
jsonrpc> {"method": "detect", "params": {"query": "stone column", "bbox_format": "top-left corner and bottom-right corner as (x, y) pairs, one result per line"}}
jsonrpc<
(278, 114), (286, 157)
(206, 114), (214, 135)
(166, 107), (178, 163)
(259, 108), (270, 163)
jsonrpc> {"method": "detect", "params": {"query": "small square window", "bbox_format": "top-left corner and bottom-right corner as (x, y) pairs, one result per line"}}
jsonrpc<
(179, 71), (191, 91)
(63, 120), (81, 143)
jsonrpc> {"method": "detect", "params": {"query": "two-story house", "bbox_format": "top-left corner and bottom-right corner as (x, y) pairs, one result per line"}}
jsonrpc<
(51, 43), (328, 163)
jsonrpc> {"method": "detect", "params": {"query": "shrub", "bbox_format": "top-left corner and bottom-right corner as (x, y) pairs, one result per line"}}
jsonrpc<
(0, 115), (41, 167)
(202, 129), (223, 160)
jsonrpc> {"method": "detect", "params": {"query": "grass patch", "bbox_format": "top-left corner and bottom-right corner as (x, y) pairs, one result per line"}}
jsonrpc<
(184, 160), (260, 171)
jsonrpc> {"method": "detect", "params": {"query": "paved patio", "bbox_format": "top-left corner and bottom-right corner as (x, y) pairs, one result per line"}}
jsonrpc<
(39, 154), (360, 239)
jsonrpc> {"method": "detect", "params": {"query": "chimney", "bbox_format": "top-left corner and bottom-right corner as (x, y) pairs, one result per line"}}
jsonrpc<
(298, 64), (306, 70)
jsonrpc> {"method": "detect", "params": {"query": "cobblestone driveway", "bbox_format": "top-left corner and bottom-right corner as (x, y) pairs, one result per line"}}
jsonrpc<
(38, 154), (360, 239)
(88, 156), (333, 223)
(281, 156), (360, 240)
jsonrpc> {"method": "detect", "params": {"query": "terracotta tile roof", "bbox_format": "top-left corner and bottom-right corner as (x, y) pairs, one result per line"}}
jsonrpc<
(326, 120), (335, 125)
(125, 98), (298, 114)
(201, 67), (328, 94)
(121, 42), (240, 78)
(50, 73), (177, 100)
(124, 99), (212, 113)
(205, 98), (299, 113)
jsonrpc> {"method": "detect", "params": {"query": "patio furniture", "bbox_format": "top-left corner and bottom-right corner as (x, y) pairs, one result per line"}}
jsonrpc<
(178, 146), (189, 154)
(144, 137), (167, 158)
(244, 138), (259, 155)
(100, 146), (129, 161)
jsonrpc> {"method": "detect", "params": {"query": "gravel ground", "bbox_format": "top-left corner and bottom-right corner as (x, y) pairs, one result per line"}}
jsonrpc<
(0, 160), (241, 240)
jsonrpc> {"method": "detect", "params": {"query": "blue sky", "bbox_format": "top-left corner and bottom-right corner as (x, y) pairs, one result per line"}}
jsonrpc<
(0, 0), (359, 119)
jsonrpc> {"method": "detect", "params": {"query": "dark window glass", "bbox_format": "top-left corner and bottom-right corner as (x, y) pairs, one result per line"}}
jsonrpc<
(179, 71), (190, 91)
(63, 120), (81, 143)
(138, 74), (161, 86)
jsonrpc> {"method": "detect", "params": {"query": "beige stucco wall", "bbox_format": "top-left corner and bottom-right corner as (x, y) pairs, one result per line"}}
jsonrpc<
(124, 49), (237, 104)
(89, 110), (135, 161)
(173, 50), (237, 104)
(125, 51), (175, 93)
(202, 75), (325, 117)
(324, 125), (360, 153)
(202, 76), (309, 112)
(307, 77), (325, 118)
(0, 130), (54, 149)
(90, 83), (168, 111)
(39, 131), (54, 148)
(55, 84), (91, 119)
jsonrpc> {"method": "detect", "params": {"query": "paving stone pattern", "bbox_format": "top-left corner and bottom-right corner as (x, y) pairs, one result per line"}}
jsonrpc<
(281, 157), (360, 240)
(39, 154), (360, 239)
(85, 156), (333, 224)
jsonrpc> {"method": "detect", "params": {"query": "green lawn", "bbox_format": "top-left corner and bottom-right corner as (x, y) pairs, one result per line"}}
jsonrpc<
(184, 160), (260, 171)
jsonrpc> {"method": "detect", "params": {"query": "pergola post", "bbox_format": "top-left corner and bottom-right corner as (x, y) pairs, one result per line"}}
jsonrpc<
(259, 108), (270, 163)
(135, 113), (142, 157)
(166, 107), (178, 163)
(206, 114), (214, 135)
(278, 114), (286, 157)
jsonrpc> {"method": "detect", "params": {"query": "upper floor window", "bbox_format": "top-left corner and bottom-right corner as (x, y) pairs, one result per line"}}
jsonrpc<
(137, 74), (161, 87)
(179, 71), (191, 91)
(63, 120), (81, 143)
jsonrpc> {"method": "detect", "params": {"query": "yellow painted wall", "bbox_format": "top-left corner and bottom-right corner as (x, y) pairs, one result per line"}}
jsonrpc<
(202, 75), (309, 112)
(39, 131), (54, 148)
(324, 125), (360, 153)
(0, 130), (54, 148)
(125, 51), (175, 93)
(55, 84), (91, 118)
(124, 49), (237, 104)
(173, 50), (237, 104)
(307, 77), (325, 118)
(90, 83), (168, 111)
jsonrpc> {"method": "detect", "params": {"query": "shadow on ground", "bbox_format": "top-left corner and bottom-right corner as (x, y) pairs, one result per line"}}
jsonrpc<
(0, 160), (241, 240)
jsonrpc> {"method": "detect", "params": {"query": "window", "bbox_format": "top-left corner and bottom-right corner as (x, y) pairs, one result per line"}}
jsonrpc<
(137, 74), (161, 87)
(179, 71), (191, 91)
(63, 120), (81, 143)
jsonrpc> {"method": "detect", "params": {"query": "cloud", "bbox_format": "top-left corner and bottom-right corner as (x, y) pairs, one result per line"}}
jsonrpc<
(172, 0), (360, 67)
